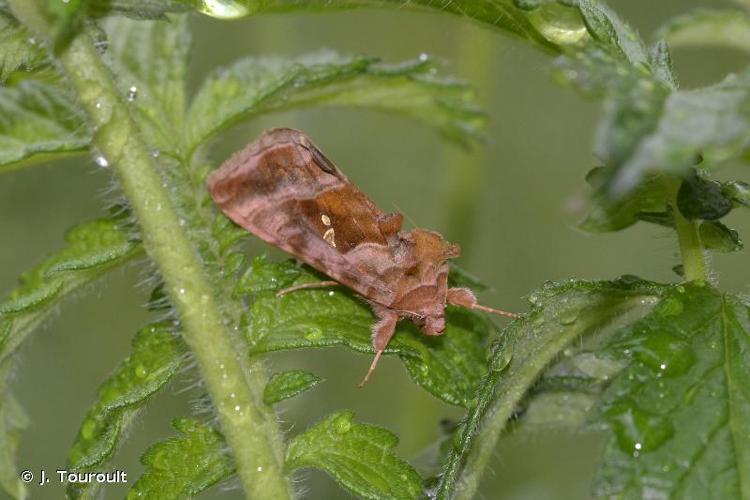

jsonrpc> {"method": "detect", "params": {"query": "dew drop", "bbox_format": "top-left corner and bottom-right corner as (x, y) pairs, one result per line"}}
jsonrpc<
(234, 405), (241, 412)
(126, 85), (138, 102)
(178, 288), (186, 294)
(28, 37), (37, 46)
(558, 309), (579, 325)
(256, 466), (263, 472)
(660, 296), (683, 317)
(94, 155), (109, 168)
(328, 291), (335, 297)
(418, 53), (429, 62)
(199, 0), (249, 19)
(491, 349), (513, 373)
(135, 364), (148, 378)
(335, 415), (351, 434)
(179, 218), (187, 226)
(607, 402), (674, 455)
(151, 149), (161, 158)
(304, 327), (323, 341)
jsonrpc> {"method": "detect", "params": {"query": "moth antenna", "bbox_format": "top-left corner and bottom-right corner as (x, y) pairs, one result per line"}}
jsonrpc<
(470, 303), (520, 319)
(447, 287), (520, 319)
(358, 350), (384, 388)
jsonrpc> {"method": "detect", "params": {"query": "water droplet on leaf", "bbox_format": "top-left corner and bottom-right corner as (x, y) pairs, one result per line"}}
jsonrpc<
(559, 309), (579, 325)
(607, 402), (674, 455)
(199, 0), (249, 19)
(304, 328), (323, 341)
(335, 415), (351, 434)
(126, 85), (138, 102)
(94, 155), (109, 168)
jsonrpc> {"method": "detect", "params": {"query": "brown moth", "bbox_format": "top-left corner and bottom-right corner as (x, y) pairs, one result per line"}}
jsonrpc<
(207, 128), (517, 385)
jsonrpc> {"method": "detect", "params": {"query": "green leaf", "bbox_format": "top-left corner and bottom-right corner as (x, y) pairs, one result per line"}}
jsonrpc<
(88, 0), (193, 19)
(699, 221), (743, 252)
(580, 166), (671, 232)
(129, 418), (235, 499)
(43, 0), (87, 49)
(435, 277), (665, 500)
(0, 78), (89, 171)
(557, 5), (750, 198)
(723, 180), (750, 208)
(244, 262), (495, 407)
(649, 39), (677, 89)
(101, 15), (189, 155)
(593, 284), (750, 498)
(577, 0), (647, 66)
(264, 370), (322, 405)
(67, 323), (185, 498)
(658, 9), (750, 54)
(0, 373), (28, 500)
(0, 10), (48, 81)
(286, 411), (423, 500)
(196, 0), (584, 51)
(0, 219), (141, 364)
(186, 51), (485, 153)
(616, 67), (750, 195)
(235, 255), (301, 296)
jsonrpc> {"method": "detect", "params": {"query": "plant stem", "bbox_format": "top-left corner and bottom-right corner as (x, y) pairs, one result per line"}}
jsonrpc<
(8, 3), (293, 498)
(673, 197), (708, 282)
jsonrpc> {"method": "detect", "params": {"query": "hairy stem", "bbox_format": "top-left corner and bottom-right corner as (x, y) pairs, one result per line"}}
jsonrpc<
(8, 3), (293, 498)
(673, 199), (708, 282)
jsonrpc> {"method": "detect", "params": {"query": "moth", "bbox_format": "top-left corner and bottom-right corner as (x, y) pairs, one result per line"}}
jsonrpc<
(207, 128), (517, 385)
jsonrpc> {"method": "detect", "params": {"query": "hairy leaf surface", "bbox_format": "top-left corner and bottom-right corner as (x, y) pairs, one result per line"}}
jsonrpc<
(0, 219), (140, 364)
(102, 15), (189, 155)
(286, 411), (423, 500)
(0, 10), (48, 81)
(0, 79), (89, 170)
(187, 51), (485, 154)
(67, 323), (185, 498)
(436, 278), (665, 499)
(263, 369), (322, 405)
(593, 284), (750, 498)
(129, 418), (235, 499)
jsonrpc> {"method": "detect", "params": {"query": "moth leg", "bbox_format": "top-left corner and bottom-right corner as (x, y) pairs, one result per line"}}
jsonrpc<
(276, 280), (339, 297)
(447, 287), (519, 319)
(358, 308), (399, 387)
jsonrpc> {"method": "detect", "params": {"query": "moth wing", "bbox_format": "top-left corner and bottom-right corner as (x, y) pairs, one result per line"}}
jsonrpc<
(207, 128), (398, 303)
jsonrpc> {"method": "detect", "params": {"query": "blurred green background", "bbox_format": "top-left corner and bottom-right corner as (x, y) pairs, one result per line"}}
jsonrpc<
(2, 1), (749, 498)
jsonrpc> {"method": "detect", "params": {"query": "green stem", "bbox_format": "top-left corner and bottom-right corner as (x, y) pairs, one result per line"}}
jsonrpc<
(673, 197), (708, 282)
(8, 3), (293, 499)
